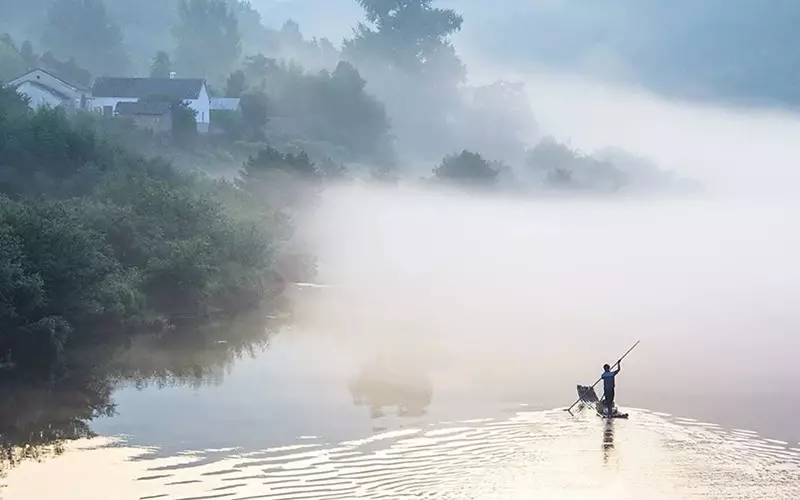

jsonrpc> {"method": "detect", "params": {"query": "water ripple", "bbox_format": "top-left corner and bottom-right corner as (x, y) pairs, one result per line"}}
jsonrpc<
(4, 409), (800, 499)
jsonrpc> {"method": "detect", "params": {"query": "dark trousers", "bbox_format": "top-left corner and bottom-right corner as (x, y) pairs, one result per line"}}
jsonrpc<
(604, 389), (615, 416)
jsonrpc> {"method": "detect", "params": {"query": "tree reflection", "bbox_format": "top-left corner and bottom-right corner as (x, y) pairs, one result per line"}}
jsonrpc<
(349, 356), (433, 419)
(0, 303), (288, 473)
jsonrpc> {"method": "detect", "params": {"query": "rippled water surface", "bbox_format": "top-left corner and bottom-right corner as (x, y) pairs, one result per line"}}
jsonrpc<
(6, 409), (800, 499)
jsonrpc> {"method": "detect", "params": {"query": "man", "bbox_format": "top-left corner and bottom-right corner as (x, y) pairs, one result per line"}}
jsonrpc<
(601, 360), (621, 416)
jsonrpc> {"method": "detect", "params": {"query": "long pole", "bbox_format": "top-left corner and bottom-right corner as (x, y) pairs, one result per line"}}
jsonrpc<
(565, 340), (640, 414)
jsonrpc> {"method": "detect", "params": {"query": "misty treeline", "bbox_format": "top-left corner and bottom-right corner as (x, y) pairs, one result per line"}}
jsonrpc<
(0, 0), (682, 190)
(0, 86), (323, 378)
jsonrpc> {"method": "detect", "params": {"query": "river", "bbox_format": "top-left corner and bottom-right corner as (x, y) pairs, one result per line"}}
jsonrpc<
(2, 186), (800, 499)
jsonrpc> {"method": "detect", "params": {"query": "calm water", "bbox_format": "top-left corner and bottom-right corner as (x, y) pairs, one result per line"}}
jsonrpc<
(3, 189), (800, 499)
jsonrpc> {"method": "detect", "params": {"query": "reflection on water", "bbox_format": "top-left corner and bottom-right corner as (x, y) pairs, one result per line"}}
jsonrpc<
(349, 356), (433, 419)
(0, 305), (287, 472)
(603, 419), (615, 464)
(4, 409), (800, 499)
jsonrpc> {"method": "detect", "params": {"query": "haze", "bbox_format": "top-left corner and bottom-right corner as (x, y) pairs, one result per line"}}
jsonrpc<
(2, 1), (800, 497)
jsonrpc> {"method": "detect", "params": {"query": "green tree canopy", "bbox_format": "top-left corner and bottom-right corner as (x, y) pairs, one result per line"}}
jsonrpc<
(434, 150), (498, 186)
(150, 51), (173, 78)
(225, 70), (246, 97)
(343, 0), (465, 162)
(344, 0), (465, 84)
(239, 91), (269, 140)
(249, 58), (393, 163)
(0, 34), (28, 82)
(238, 146), (320, 210)
(173, 0), (241, 83)
(42, 0), (128, 76)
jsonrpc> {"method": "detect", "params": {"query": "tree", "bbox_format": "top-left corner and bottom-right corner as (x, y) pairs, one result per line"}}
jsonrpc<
(343, 0), (466, 161)
(344, 0), (465, 83)
(19, 41), (37, 66)
(150, 51), (172, 78)
(0, 85), (31, 122)
(238, 146), (319, 209)
(171, 101), (198, 146)
(525, 138), (626, 191)
(173, 0), (241, 82)
(242, 54), (276, 89)
(0, 34), (27, 82)
(225, 70), (246, 97)
(319, 61), (393, 162)
(242, 147), (318, 179)
(433, 151), (498, 186)
(42, 0), (128, 76)
(239, 91), (269, 140)
(238, 57), (393, 163)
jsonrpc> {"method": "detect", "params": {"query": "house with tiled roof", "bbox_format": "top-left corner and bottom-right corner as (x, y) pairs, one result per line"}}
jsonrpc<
(7, 68), (91, 111)
(91, 74), (211, 133)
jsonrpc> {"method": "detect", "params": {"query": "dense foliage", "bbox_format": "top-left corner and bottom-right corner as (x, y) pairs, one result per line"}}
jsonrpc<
(237, 146), (320, 210)
(224, 59), (393, 163)
(150, 51), (173, 78)
(173, 0), (241, 84)
(345, 0), (465, 83)
(0, 88), (280, 377)
(433, 151), (499, 187)
(42, 0), (128, 76)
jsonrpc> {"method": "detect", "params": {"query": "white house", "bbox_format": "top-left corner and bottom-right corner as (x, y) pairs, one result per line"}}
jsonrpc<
(7, 68), (91, 111)
(91, 76), (211, 133)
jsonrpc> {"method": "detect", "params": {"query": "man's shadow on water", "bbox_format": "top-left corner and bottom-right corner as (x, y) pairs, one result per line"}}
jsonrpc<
(602, 418), (615, 464)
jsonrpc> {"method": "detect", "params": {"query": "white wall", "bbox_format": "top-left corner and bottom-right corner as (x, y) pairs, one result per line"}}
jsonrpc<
(188, 83), (211, 133)
(16, 81), (67, 109)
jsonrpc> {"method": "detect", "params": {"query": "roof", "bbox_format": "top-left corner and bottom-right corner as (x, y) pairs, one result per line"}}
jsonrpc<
(17, 80), (72, 100)
(210, 97), (241, 111)
(115, 101), (172, 116)
(8, 67), (90, 93)
(93, 77), (205, 100)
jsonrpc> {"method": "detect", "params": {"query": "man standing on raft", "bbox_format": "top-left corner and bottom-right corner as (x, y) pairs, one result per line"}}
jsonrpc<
(601, 361), (621, 416)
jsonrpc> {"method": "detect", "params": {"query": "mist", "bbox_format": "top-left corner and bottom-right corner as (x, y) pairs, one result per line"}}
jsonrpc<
(3, 0), (800, 489)
(290, 57), (800, 439)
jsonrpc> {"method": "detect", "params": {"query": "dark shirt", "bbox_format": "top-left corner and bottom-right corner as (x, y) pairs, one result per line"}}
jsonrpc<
(601, 369), (620, 392)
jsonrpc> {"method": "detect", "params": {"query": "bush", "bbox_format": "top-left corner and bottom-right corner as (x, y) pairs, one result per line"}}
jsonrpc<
(238, 146), (320, 209)
(171, 101), (198, 146)
(433, 150), (499, 186)
(240, 91), (269, 140)
(525, 138), (626, 191)
(0, 197), (142, 375)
